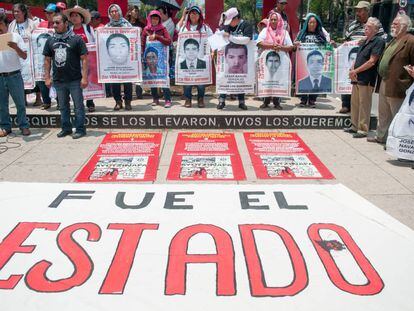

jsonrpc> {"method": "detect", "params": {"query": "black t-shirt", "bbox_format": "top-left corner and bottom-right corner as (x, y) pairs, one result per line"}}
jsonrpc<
(224, 20), (253, 40)
(43, 34), (88, 83)
(354, 34), (385, 86)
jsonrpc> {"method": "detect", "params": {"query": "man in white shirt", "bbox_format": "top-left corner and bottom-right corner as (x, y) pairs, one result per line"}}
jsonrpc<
(0, 13), (30, 137)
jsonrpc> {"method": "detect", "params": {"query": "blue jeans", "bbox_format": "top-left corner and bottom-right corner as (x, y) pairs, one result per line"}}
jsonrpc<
(112, 83), (132, 101)
(219, 93), (245, 103)
(0, 71), (29, 131)
(54, 80), (85, 134)
(151, 88), (171, 101)
(184, 85), (205, 99)
(37, 81), (51, 105)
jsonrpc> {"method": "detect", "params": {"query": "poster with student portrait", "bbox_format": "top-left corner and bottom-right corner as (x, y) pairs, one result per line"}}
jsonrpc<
(216, 41), (255, 94)
(142, 41), (169, 88)
(31, 28), (54, 81)
(96, 27), (142, 83)
(257, 49), (291, 97)
(335, 40), (360, 94)
(296, 43), (334, 95)
(175, 31), (212, 85)
(20, 37), (35, 89)
(83, 44), (105, 100)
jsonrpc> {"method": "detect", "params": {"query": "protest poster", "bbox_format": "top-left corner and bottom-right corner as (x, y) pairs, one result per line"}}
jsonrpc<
(0, 33), (12, 51)
(216, 41), (255, 94)
(167, 132), (245, 180)
(257, 49), (291, 97)
(142, 41), (170, 88)
(20, 37), (35, 90)
(335, 40), (360, 94)
(296, 43), (334, 95)
(31, 28), (54, 81)
(83, 44), (105, 100)
(1, 182), (414, 311)
(244, 132), (334, 179)
(76, 132), (162, 182)
(96, 27), (142, 83)
(175, 31), (212, 85)
(386, 83), (414, 161)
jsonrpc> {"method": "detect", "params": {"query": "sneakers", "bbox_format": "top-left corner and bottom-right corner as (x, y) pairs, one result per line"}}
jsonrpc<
(299, 100), (307, 107)
(260, 98), (271, 109)
(20, 128), (31, 136)
(217, 101), (225, 110)
(308, 100), (316, 108)
(367, 136), (385, 144)
(353, 132), (367, 138)
(72, 132), (86, 140)
(41, 103), (51, 110)
(114, 100), (123, 111)
(152, 98), (160, 106)
(164, 100), (172, 108)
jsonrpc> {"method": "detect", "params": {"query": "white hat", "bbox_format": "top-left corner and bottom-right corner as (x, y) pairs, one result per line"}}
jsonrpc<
(64, 5), (91, 25)
(223, 8), (239, 26)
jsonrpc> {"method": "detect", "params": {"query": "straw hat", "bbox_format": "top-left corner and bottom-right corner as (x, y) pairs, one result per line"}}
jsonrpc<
(64, 5), (91, 25)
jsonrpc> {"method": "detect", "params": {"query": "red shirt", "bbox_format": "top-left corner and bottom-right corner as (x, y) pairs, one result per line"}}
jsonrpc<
(73, 26), (88, 43)
(38, 20), (53, 29)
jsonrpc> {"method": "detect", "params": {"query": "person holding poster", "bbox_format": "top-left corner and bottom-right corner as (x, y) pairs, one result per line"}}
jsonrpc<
(217, 8), (253, 110)
(294, 13), (331, 108)
(386, 68), (414, 167)
(0, 13), (31, 137)
(343, 18), (385, 139)
(257, 11), (293, 109)
(65, 6), (97, 113)
(43, 13), (88, 139)
(8, 3), (38, 104)
(105, 4), (134, 111)
(177, 5), (213, 108)
(142, 10), (172, 108)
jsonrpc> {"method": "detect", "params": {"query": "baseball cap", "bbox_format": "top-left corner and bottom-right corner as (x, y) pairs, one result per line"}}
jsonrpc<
(90, 10), (101, 19)
(354, 1), (370, 9)
(223, 8), (239, 26)
(44, 3), (58, 13)
(189, 6), (202, 15)
(278, 0), (288, 4)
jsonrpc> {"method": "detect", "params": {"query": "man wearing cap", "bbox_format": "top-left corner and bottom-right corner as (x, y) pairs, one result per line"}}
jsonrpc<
(339, 1), (385, 114)
(43, 13), (89, 139)
(0, 13), (31, 137)
(90, 11), (104, 30)
(217, 7), (253, 110)
(39, 3), (59, 29)
(273, 0), (290, 34)
(369, 13), (414, 144)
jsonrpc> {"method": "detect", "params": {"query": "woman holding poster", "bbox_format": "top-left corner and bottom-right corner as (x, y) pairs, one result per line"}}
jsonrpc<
(177, 5), (213, 108)
(142, 10), (172, 108)
(105, 4), (134, 111)
(294, 13), (331, 108)
(257, 11), (293, 109)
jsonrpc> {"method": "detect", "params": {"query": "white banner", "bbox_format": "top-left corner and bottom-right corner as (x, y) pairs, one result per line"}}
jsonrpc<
(175, 31), (212, 85)
(257, 49), (291, 97)
(96, 27), (142, 83)
(83, 44), (105, 100)
(0, 183), (413, 310)
(20, 37), (35, 90)
(216, 41), (255, 94)
(335, 41), (359, 94)
(31, 28), (54, 81)
(142, 41), (170, 88)
(386, 83), (414, 160)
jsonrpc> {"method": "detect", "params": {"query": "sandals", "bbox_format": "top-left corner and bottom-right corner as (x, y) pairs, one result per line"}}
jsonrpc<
(0, 128), (11, 137)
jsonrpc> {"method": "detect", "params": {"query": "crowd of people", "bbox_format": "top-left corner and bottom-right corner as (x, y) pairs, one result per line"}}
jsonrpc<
(0, 1), (413, 163)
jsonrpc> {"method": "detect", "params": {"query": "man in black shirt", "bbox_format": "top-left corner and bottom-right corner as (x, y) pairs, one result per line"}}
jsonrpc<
(344, 17), (385, 138)
(44, 13), (88, 139)
(217, 7), (253, 110)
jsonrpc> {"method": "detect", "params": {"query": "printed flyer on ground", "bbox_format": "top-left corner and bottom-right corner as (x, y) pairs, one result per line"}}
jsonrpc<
(244, 132), (334, 179)
(76, 132), (162, 182)
(1, 183), (414, 311)
(167, 132), (245, 180)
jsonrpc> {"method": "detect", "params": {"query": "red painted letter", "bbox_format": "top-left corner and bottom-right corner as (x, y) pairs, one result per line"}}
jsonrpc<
(0, 222), (59, 289)
(25, 222), (101, 292)
(99, 223), (159, 294)
(165, 224), (235, 296)
(308, 223), (384, 295)
(239, 224), (308, 297)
